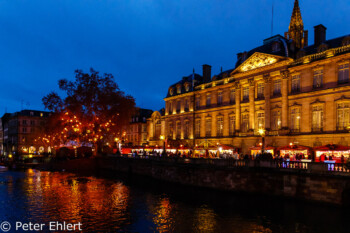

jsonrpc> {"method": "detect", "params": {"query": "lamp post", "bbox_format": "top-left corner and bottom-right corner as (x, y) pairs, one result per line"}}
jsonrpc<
(160, 135), (166, 156)
(258, 128), (266, 154)
(114, 137), (119, 153)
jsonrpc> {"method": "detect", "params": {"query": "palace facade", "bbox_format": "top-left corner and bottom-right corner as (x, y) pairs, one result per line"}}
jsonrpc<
(147, 0), (350, 153)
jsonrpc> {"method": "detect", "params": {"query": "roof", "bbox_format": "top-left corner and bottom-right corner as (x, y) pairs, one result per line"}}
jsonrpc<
(313, 144), (350, 151)
(166, 73), (203, 98)
(2, 109), (51, 119)
(277, 145), (311, 151)
(302, 34), (350, 55)
(212, 68), (234, 81)
(235, 35), (290, 68)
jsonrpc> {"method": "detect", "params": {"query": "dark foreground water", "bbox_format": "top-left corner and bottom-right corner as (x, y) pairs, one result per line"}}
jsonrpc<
(0, 169), (349, 233)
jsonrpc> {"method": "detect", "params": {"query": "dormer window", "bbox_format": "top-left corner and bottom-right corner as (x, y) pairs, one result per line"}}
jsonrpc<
(176, 85), (181, 94)
(317, 44), (328, 53)
(185, 83), (190, 92)
(272, 42), (281, 52)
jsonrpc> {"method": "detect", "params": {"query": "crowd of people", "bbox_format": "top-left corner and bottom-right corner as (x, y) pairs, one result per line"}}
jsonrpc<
(124, 149), (350, 164)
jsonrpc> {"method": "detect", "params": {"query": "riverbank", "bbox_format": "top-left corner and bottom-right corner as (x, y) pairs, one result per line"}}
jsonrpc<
(35, 156), (350, 205)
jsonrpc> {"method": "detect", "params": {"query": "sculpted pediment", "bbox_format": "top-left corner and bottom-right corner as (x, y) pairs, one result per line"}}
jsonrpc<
(232, 52), (293, 75)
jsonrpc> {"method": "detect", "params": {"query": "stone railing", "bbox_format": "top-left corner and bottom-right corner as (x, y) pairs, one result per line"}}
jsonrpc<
(108, 155), (350, 175)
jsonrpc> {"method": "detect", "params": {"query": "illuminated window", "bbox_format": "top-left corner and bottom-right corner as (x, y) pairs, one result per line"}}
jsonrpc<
(241, 113), (249, 133)
(195, 96), (201, 109)
(273, 79), (281, 96)
(168, 122), (173, 138)
(256, 112), (265, 130)
(206, 94), (211, 107)
(257, 83), (264, 99)
(243, 86), (249, 101)
(176, 121), (181, 139)
(217, 116), (223, 137)
(337, 102), (350, 130)
(271, 110), (281, 130)
(168, 102), (173, 114)
(290, 108), (301, 132)
(40, 113), (43, 117)
(229, 115), (235, 136)
(338, 63), (349, 84)
(184, 121), (190, 139)
(205, 118), (212, 137)
(155, 120), (161, 139)
(312, 105), (323, 132)
(177, 85), (181, 94)
(313, 70), (323, 89)
(217, 92), (223, 105)
(184, 99), (189, 111)
(230, 89), (235, 104)
(291, 75), (301, 92)
(195, 119), (201, 137)
(176, 101), (181, 112)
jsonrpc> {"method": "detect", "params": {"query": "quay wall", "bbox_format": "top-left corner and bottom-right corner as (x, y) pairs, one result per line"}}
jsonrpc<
(96, 157), (350, 205)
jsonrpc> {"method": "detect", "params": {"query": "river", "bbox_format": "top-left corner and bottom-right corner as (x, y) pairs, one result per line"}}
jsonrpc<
(0, 169), (348, 232)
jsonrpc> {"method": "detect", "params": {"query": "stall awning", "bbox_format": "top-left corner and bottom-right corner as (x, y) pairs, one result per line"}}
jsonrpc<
(250, 146), (275, 151)
(314, 144), (350, 151)
(218, 144), (236, 150)
(277, 145), (311, 151)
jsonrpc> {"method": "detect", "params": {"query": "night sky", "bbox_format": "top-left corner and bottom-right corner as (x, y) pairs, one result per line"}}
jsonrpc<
(0, 0), (349, 115)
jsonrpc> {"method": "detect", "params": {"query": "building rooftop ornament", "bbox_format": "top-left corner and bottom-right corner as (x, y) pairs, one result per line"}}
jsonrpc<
(285, 0), (308, 49)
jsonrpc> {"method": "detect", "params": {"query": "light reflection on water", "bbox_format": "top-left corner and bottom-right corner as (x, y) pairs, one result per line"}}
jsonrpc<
(0, 169), (349, 233)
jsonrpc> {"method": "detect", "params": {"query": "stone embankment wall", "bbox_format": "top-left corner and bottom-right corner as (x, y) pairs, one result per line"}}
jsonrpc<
(96, 157), (350, 205)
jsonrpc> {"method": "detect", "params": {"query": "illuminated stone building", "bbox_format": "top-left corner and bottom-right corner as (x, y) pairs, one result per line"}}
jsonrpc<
(126, 108), (153, 146)
(1, 110), (51, 157)
(148, 0), (350, 153)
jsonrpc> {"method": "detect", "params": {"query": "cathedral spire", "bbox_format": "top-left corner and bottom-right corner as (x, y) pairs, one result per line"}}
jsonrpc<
(285, 0), (308, 49)
(290, 0), (303, 29)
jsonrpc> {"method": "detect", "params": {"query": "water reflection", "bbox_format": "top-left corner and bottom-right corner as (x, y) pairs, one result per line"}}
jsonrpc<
(0, 169), (349, 232)
(193, 205), (217, 233)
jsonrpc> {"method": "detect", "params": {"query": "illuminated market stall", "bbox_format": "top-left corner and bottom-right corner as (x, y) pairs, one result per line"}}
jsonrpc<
(314, 144), (350, 163)
(250, 145), (275, 157)
(277, 144), (312, 161)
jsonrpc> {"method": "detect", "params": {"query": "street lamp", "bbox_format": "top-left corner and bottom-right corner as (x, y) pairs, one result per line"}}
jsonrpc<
(160, 135), (166, 156)
(258, 128), (266, 154)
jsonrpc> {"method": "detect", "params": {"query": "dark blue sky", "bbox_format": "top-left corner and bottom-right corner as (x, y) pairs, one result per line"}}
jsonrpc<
(0, 0), (349, 115)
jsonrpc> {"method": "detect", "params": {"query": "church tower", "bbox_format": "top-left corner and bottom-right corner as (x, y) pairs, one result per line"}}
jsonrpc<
(285, 0), (308, 49)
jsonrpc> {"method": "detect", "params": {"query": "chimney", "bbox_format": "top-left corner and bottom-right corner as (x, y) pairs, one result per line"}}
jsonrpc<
(202, 64), (212, 83)
(314, 24), (327, 47)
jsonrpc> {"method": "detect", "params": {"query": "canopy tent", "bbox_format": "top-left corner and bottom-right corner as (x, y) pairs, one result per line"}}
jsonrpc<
(250, 146), (275, 156)
(277, 145), (312, 160)
(314, 144), (350, 162)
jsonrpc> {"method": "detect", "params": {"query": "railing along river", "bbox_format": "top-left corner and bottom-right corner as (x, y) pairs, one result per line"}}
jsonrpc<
(109, 155), (350, 175)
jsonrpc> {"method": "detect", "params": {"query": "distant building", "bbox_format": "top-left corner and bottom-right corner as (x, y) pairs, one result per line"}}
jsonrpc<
(148, 0), (350, 153)
(126, 108), (153, 146)
(1, 110), (51, 157)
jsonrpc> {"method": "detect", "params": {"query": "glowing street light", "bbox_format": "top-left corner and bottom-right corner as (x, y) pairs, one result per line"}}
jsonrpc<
(258, 128), (266, 154)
